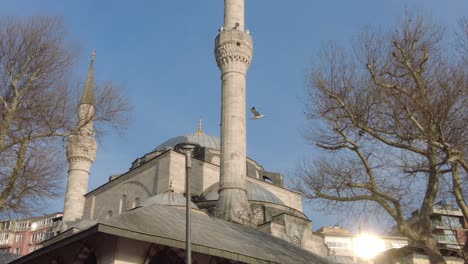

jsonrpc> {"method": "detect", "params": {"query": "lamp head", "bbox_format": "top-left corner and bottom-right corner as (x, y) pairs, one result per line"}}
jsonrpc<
(174, 142), (201, 156)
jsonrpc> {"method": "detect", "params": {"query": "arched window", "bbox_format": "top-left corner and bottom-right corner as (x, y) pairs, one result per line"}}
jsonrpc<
(119, 195), (127, 214)
(133, 197), (140, 208)
(263, 176), (273, 184)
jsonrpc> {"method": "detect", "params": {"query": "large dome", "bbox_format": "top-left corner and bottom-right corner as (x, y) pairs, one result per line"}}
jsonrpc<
(154, 133), (220, 152)
(201, 181), (285, 205)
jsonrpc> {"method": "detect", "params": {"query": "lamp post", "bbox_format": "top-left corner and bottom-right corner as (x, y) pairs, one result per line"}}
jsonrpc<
(174, 142), (200, 264)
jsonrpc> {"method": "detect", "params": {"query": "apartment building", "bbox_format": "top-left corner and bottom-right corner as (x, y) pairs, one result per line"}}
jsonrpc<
(0, 213), (62, 256)
(316, 226), (408, 263)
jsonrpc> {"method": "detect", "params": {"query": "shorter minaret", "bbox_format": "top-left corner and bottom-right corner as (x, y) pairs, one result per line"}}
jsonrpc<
(61, 51), (98, 231)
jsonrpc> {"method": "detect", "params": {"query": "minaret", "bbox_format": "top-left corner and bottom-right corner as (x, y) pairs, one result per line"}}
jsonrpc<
(61, 51), (98, 231)
(214, 0), (253, 224)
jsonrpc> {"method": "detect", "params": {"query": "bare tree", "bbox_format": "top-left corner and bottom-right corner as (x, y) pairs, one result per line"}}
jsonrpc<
(0, 17), (131, 217)
(297, 14), (467, 264)
(457, 18), (468, 58)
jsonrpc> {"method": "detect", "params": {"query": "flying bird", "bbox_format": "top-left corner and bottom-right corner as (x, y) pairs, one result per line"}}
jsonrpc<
(250, 107), (266, 120)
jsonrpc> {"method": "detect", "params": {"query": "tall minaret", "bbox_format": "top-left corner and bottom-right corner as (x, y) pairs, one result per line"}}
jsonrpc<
(61, 51), (98, 231)
(214, 0), (253, 225)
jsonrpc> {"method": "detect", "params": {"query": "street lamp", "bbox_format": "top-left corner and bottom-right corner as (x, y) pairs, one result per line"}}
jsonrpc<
(174, 142), (201, 264)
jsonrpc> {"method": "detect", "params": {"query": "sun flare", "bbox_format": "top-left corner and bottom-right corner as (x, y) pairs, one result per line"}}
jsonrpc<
(353, 234), (386, 259)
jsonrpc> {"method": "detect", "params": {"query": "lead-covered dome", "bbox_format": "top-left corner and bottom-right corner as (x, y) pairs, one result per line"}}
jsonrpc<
(201, 181), (285, 205)
(141, 192), (198, 208)
(153, 120), (220, 151)
(154, 133), (220, 152)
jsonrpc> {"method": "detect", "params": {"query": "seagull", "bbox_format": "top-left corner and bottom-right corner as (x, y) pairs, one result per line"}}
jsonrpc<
(250, 107), (266, 120)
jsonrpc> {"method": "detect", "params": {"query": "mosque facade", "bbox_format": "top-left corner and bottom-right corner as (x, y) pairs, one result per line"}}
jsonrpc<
(9, 0), (331, 263)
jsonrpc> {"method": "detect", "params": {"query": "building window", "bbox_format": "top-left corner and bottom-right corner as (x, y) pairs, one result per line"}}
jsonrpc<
(119, 195), (127, 214)
(15, 234), (24, 242)
(211, 156), (220, 166)
(15, 221), (29, 231)
(253, 207), (264, 225)
(0, 233), (10, 244)
(291, 236), (301, 247)
(0, 221), (11, 231)
(30, 231), (53, 243)
(106, 210), (113, 219)
(13, 248), (20, 254)
(441, 215), (462, 229)
(133, 197), (140, 208)
(263, 176), (273, 184)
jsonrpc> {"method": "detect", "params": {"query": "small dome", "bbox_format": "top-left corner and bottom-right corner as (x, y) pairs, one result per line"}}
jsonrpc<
(154, 133), (220, 152)
(141, 192), (199, 208)
(201, 181), (285, 205)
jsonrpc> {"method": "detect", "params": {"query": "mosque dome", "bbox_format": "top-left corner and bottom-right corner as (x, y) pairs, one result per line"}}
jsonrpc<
(201, 181), (285, 205)
(141, 192), (199, 208)
(153, 119), (220, 151)
(154, 133), (220, 152)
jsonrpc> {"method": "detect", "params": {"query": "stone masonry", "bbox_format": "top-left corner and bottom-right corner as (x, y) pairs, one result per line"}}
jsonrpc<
(214, 0), (254, 225)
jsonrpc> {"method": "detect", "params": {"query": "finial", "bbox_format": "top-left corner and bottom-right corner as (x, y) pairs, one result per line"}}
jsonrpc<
(91, 49), (96, 61)
(196, 118), (203, 135)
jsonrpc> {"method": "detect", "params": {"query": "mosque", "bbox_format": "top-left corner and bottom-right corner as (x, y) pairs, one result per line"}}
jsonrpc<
(10, 0), (332, 263)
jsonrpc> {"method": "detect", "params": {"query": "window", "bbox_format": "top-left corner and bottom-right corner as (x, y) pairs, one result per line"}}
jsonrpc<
(15, 234), (24, 242)
(326, 237), (352, 249)
(441, 216), (462, 229)
(436, 230), (458, 243)
(119, 195), (127, 214)
(30, 231), (52, 243)
(133, 197), (140, 208)
(291, 236), (301, 247)
(106, 210), (113, 219)
(13, 248), (20, 254)
(0, 233), (10, 245)
(263, 176), (273, 184)
(15, 221), (29, 231)
(0, 221), (11, 230)
(211, 155), (220, 166)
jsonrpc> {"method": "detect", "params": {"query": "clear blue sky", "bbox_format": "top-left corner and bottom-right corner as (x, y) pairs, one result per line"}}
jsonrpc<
(1, 0), (466, 230)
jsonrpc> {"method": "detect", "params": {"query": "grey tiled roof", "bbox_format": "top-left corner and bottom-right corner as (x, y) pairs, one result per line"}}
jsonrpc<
(100, 203), (329, 264)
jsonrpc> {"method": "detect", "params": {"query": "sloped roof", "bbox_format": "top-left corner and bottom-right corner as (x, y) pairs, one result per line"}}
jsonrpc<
(100, 204), (328, 264)
(11, 204), (330, 264)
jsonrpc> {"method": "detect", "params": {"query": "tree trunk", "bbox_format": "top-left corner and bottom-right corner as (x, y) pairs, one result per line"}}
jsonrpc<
(423, 237), (447, 264)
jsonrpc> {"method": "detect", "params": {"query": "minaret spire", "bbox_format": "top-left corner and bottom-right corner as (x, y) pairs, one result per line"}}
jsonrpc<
(62, 50), (98, 231)
(214, 0), (254, 225)
(80, 49), (95, 105)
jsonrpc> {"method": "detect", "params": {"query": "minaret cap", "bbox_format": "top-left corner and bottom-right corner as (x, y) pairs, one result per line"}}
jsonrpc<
(80, 49), (96, 105)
